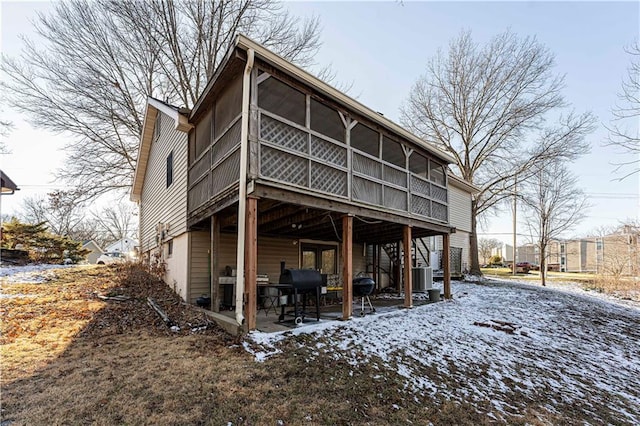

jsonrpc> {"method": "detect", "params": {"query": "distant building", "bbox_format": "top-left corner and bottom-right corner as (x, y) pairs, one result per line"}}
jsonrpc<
(82, 240), (104, 264)
(491, 243), (513, 264)
(105, 238), (138, 256)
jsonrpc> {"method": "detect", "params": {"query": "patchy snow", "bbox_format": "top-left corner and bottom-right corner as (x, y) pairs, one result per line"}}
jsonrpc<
(0, 264), (77, 284)
(246, 279), (640, 423)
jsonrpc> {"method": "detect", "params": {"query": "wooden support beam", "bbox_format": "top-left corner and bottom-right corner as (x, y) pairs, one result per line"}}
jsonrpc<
(443, 232), (451, 299)
(245, 196), (258, 330)
(403, 225), (413, 308)
(342, 215), (353, 320)
(211, 215), (220, 312)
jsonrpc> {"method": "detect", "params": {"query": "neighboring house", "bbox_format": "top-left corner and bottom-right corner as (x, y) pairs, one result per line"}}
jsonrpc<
(491, 243), (514, 264)
(1, 170), (19, 194)
(131, 35), (474, 333)
(517, 243), (539, 265)
(104, 238), (139, 256)
(533, 227), (639, 276)
(82, 240), (104, 264)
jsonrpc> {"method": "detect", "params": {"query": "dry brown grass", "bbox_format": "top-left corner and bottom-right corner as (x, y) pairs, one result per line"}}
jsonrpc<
(584, 275), (640, 301)
(1, 264), (632, 425)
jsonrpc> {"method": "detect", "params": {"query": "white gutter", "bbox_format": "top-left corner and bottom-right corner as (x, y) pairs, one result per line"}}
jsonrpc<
(234, 48), (254, 326)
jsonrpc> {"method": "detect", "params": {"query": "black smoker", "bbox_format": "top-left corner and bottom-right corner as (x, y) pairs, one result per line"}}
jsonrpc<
(278, 267), (323, 325)
(353, 277), (376, 316)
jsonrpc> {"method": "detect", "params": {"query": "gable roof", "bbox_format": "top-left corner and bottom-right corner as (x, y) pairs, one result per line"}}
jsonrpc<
(448, 173), (481, 194)
(191, 34), (456, 164)
(1, 169), (19, 194)
(130, 97), (192, 202)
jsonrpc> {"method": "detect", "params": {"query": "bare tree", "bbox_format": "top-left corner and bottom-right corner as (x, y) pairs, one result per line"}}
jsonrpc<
(1, 0), (322, 200)
(91, 202), (138, 247)
(605, 40), (640, 180)
(520, 160), (588, 286)
(478, 238), (503, 265)
(401, 30), (595, 275)
(21, 190), (87, 237)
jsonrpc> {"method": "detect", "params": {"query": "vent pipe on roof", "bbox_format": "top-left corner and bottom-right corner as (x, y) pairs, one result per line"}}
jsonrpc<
(234, 48), (255, 327)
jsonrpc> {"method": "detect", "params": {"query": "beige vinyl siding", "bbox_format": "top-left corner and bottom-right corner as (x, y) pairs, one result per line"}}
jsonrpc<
(217, 233), (298, 282)
(352, 244), (367, 276)
(139, 111), (188, 253)
(189, 230), (210, 303)
(448, 184), (472, 233)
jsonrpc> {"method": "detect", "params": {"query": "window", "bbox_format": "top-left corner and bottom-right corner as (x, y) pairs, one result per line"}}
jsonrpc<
(596, 239), (603, 250)
(166, 151), (174, 188)
(167, 239), (173, 257)
(310, 99), (344, 142)
(350, 123), (379, 157)
(258, 77), (306, 125)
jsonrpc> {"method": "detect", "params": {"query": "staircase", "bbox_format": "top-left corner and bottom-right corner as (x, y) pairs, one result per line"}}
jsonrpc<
(380, 238), (431, 288)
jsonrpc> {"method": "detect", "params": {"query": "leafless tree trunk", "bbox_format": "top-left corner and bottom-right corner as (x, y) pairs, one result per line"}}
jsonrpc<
(521, 161), (588, 286)
(91, 202), (138, 247)
(605, 41), (640, 180)
(1, 0), (321, 200)
(401, 30), (595, 275)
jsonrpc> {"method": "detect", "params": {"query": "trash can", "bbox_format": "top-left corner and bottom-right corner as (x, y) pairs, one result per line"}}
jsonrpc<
(428, 288), (440, 302)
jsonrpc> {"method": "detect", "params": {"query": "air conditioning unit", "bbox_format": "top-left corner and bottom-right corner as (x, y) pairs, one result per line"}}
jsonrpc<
(412, 267), (433, 292)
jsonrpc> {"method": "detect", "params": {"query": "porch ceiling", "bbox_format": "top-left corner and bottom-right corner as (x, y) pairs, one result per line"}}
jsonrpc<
(215, 199), (450, 245)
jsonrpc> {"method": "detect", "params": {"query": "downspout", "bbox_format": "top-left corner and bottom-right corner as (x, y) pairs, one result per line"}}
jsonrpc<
(234, 48), (255, 326)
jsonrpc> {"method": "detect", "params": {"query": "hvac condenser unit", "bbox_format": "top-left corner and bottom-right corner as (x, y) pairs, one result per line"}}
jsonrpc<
(412, 267), (433, 292)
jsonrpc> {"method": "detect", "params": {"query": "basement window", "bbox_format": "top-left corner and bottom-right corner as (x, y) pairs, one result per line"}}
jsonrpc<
(167, 239), (173, 257)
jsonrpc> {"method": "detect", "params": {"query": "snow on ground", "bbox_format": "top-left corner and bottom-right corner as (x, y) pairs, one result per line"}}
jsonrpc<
(0, 264), (76, 284)
(246, 279), (640, 423)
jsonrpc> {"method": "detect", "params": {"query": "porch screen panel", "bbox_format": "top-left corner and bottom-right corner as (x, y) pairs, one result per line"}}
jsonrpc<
(189, 149), (210, 184)
(188, 174), (210, 211)
(311, 135), (347, 167)
(210, 149), (241, 197)
(261, 115), (307, 153)
(353, 176), (382, 205)
(432, 201), (448, 222)
(211, 119), (241, 164)
(310, 162), (347, 196)
(383, 164), (407, 188)
(214, 76), (242, 137)
(260, 146), (308, 187)
(411, 194), (431, 217)
(431, 184), (448, 203)
(353, 152), (382, 179)
(383, 186), (407, 210)
(410, 175), (430, 198)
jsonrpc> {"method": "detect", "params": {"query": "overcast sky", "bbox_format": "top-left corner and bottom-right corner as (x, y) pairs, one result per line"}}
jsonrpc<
(1, 1), (639, 244)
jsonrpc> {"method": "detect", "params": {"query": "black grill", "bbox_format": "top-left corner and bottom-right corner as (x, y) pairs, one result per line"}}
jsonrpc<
(353, 277), (376, 316)
(278, 269), (323, 324)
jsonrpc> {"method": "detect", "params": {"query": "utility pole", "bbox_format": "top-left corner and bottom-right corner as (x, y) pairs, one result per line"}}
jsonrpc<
(512, 177), (517, 275)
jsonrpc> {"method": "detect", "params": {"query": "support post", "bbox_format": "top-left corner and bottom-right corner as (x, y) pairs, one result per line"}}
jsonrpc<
(403, 225), (413, 308)
(342, 215), (353, 320)
(443, 233), (451, 299)
(211, 215), (220, 312)
(245, 196), (258, 331)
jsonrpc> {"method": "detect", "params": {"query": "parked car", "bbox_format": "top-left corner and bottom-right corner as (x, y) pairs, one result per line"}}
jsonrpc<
(96, 252), (127, 265)
(515, 262), (532, 273)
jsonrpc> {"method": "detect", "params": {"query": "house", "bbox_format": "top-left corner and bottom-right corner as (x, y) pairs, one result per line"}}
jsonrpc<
(1, 170), (19, 194)
(82, 240), (104, 264)
(104, 238), (138, 256)
(491, 243), (514, 264)
(131, 35), (476, 334)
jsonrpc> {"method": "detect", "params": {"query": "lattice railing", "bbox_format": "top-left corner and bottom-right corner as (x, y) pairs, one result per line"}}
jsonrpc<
(258, 110), (449, 222)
